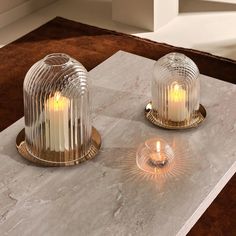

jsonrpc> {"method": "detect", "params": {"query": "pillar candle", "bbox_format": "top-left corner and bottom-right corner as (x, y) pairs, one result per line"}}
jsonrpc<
(45, 92), (69, 152)
(168, 84), (187, 122)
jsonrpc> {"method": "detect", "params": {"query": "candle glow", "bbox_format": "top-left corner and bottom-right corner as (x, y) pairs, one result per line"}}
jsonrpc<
(171, 84), (186, 102)
(168, 83), (187, 122)
(49, 92), (69, 111)
(150, 141), (163, 163)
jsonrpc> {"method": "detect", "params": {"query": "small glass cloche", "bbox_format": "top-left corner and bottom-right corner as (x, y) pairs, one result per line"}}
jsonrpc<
(145, 52), (206, 129)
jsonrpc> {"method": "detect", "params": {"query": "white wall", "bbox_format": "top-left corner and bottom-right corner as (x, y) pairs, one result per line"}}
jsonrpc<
(0, 0), (56, 28)
(0, 0), (27, 13)
(112, 0), (178, 31)
(154, 0), (178, 30)
(205, 0), (236, 2)
(112, 0), (154, 31)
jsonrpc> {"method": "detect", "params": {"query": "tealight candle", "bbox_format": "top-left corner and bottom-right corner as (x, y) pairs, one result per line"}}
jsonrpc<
(45, 92), (69, 152)
(136, 138), (174, 174)
(168, 83), (187, 122)
(150, 141), (167, 166)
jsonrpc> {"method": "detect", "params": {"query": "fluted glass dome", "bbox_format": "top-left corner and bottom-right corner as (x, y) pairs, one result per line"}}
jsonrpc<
(23, 53), (93, 165)
(151, 52), (202, 128)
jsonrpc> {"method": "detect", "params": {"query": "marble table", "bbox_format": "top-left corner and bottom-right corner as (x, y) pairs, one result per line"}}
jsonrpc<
(0, 51), (235, 236)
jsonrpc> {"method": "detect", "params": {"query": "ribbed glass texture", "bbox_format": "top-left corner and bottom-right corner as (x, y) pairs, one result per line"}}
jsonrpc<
(23, 53), (92, 163)
(152, 52), (200, 126)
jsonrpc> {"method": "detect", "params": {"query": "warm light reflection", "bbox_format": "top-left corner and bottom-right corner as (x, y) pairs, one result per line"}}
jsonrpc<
(106, 142), (193, 191)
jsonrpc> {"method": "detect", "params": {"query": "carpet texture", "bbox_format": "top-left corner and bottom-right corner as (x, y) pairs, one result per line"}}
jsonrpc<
(0, 17), (235, 235)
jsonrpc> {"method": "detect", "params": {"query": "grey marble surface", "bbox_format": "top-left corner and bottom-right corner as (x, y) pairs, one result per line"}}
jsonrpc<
(0, 51), (236, 236)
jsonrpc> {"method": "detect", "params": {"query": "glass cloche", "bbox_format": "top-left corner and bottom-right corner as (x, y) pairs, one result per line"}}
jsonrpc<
(146, 52), (206, 129)
(19, 53), (101, 166)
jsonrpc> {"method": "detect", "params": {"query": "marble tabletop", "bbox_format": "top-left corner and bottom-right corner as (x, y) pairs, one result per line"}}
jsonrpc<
(0, 51), (235, 236)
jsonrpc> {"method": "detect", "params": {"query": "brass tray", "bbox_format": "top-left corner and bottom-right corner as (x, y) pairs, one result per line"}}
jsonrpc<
(16, 127), (101, 167)
(145, 102), (206, 130)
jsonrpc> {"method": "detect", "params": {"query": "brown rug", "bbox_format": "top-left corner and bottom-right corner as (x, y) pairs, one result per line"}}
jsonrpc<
(0, 17), (235, 235)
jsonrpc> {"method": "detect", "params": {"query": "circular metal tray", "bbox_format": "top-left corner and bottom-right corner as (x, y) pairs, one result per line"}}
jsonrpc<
(145, 102), (206, 130)
(16, 127), (101, 167)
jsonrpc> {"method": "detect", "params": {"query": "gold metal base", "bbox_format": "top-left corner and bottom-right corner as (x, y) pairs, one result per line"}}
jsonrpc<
(16, 127), (101, 167)
(145, 102), (206, 130)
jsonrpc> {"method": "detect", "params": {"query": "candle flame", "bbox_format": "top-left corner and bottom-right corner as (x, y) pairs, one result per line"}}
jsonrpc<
(54, 92), (61, 102)
(156, 141), (161, 153)
(174, 84), (180, 91)
(169, 83), (186, 102)
(46, 92), (69, 111)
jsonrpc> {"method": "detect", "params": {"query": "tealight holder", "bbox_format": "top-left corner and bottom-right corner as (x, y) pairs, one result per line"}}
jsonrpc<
(16, 53), (101, 166)
(145, 52), (206, 129)
(136, 138), (174, 174)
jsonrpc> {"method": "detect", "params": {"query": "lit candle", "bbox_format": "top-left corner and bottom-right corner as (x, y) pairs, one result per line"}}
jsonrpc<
(168, 83), (187, 122)
(150, 141), (166, 166)
(45, 92), (69, 152)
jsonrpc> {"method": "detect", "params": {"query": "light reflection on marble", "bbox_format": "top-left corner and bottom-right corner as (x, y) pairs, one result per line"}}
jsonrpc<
(0, 51), (235, 236)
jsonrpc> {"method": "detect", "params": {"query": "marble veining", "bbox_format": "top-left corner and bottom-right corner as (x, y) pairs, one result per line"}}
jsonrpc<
(0, 51), (235, 236)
